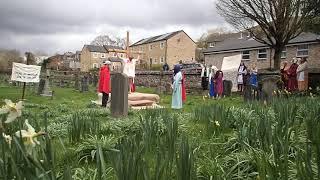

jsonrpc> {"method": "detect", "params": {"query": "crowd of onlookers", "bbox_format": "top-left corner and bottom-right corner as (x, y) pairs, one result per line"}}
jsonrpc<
(280, 57), (308, 92)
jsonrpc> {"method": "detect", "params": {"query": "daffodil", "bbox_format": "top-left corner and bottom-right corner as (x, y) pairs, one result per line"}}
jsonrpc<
(215, 121), (220, 127)
(2, 133), (12, 147)
(0, 99), (23, 123)
(15, 120), (45, 149)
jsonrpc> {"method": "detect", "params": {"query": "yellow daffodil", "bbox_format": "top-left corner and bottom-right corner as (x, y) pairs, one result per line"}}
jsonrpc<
(2, 133), (12, 147)
(15, 120), (45, 149)
(0, 99), (23, 123)
(215, 121), (220, 127)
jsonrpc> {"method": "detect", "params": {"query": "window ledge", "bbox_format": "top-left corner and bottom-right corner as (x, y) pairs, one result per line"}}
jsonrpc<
(257, 58), (267, 61)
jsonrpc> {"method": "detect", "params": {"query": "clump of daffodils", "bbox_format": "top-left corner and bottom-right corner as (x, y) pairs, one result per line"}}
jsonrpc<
(0, 99), (23, 123)
(15, 120), (45, 151)
(214, 121), (220, 127)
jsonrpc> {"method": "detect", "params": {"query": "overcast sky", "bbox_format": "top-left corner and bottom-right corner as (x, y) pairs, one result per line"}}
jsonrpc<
(0, 0), (230, 56)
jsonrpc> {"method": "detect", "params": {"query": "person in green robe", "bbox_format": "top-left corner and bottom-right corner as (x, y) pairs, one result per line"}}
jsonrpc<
(171, 65), (183, 109)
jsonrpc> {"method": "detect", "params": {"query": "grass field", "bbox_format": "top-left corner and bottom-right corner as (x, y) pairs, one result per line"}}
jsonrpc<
(2, 84), (319, 179)
(0, 84), (243, 112)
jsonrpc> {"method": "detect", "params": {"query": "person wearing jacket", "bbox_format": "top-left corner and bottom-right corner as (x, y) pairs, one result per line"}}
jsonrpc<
(98, 60), (111, 107)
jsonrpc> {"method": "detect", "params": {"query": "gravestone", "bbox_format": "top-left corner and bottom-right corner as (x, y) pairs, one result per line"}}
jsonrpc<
(261, 78), (278, 103)
(111, 73), (128, 117)
(81, 76), (89, 92)
(37, 79), (45, 95)
(93, 74), (98, 88)
(41, 70), (52, 97)
(74, 72), (80, 90)
(223, 80), (232, 97)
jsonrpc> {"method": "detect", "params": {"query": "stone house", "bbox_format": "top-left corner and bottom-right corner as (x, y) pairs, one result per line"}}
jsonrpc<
(203, 32), (320, 71)
(129, 30), (196, 70)
(80, 45), (126, 72)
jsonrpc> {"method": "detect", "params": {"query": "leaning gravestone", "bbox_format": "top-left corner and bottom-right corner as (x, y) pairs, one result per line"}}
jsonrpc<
(111, 73), (128, 117)
(223, 80), (233, 97)
(41, 70), (52, 97)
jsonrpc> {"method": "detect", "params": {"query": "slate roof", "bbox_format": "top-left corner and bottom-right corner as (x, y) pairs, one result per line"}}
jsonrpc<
(203, 32), (320, 54)
(103, 45), (124, 50)
(130, 30), (183, 47)
(85, 45), (108, 53)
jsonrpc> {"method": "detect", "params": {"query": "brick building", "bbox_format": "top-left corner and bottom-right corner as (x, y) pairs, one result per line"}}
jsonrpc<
(203, 32), (320, 71)
(80, 45), (126, 72)
(130, 30), (196, 70)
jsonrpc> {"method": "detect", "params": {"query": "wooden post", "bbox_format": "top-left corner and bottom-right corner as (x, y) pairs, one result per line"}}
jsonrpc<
(21, 52), (30, 100)
(126, 31), (130, 58)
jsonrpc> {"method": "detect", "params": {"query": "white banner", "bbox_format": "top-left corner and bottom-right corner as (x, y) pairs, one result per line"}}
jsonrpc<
(221, 54), (242, 91)
(11, 63), (41, 83)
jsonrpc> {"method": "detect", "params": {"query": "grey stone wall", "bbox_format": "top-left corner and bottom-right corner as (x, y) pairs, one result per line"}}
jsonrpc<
(134, 71), (202, 90)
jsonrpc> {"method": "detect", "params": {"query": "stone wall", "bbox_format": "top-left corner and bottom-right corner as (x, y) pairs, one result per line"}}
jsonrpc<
(134, 71), (202, 90)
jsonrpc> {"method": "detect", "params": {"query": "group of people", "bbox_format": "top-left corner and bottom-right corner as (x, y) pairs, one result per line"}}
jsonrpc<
(98, 56), (138, 107)
(200, 65), (224, 98)
(237, 62), (258, 93)
(281, 57), (308, 92)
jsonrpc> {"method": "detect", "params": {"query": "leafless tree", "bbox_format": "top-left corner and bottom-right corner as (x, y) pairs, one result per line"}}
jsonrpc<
(91, 35), (126, 48)
(217, 0), (314, 69)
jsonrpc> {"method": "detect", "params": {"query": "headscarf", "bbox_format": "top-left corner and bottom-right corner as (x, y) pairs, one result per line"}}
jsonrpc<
(173, 64), (181, 76)
(238, 62), (247, 72)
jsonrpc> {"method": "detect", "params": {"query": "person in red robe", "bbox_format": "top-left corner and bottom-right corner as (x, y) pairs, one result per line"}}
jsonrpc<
(181, 72), (186, 103)
(287, 58), (299, 92)
(98, 60), (111, 107)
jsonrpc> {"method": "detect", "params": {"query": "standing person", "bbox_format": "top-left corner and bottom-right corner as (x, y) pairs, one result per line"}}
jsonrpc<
(280, 61), (289, 90)
(123, 56), (139, 93)
(172, 65), (183, 109)
(209, 66), (218, 98)
(287, 58), (299, 92)
(214, 70), (224, 98)
(201, 64), (209, 91)
(297, 57), (308, 91)
(163, 63), (169, 71)
(249, 63), (258, 98)
(98, 60), (111, 107)
(237, 62), (247, 92)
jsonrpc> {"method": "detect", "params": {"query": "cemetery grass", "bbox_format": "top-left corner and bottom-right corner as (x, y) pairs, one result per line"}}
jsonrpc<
(3, 85), (320, 179)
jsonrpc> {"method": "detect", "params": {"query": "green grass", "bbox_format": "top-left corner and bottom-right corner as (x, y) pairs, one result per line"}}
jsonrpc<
(0, 85), (244, 112)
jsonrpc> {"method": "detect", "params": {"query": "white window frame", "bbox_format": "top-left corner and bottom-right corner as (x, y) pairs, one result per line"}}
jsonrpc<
(120, 54), (123, 58)
(154, 58), (158, 64)
(209, 42), (215, 48)
(257, 49), (267, 60)
(101, 53), (105, 58)
(149, 44), (153, 50)
(92, 63), (99, 69)
(160, 42), (164, 49)
(296, 44), (309, 57)
(160, 56), (165, 63)
(242, 50), (250, 61)
(93, 52), (99, 58)
(281, 48), (287, 59)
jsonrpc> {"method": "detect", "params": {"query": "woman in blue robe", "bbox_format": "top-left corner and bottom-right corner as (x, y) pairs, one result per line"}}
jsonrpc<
(171, 65), (183, 109)
(209, 66), (217, 98)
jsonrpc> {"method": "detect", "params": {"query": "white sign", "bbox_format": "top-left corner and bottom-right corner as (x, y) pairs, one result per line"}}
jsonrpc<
(221, 54), (242, 91)
(11, 63), (41, 83)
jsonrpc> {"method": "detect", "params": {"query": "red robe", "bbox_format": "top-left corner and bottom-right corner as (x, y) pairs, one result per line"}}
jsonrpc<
(182, 73), (186, 102)
(98, 66), (111, 93)
(287, 64), (298, 92)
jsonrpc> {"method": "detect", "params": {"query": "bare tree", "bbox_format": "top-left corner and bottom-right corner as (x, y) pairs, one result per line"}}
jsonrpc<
(217, 0), (314, 69)
(90, 35), (126, 48)
(0, 49), (23, 73)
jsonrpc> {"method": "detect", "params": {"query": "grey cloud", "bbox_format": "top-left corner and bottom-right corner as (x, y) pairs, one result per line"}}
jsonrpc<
(0, 0), (225, 54)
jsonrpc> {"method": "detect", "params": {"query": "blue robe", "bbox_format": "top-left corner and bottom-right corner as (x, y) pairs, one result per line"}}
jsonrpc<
(250, 73), (258, 87)
(209, 77), (215, 97)
(172, 72), (183, 109)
